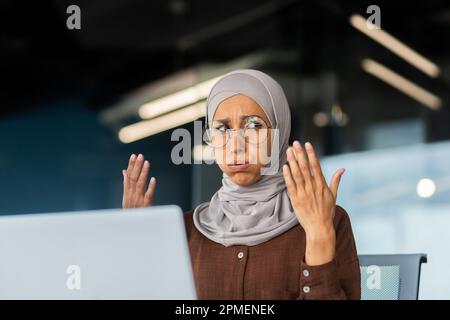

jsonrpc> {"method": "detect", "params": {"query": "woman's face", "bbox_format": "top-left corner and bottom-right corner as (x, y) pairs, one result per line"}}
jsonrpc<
(211, 94), (272, 186)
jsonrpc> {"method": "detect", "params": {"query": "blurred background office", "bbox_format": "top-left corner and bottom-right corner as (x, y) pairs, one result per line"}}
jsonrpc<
(0, 0), (449, 298)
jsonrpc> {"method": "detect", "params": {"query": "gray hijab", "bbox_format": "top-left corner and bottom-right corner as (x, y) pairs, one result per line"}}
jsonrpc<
(193, 69), (299, 247)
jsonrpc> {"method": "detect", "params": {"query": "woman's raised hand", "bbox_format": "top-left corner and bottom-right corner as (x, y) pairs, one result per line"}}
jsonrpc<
(122, 154), (156, 208)
(282, 141), (345, 266)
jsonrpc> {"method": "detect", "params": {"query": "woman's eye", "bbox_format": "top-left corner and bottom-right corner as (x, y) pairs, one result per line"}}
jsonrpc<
(214, 125), (227, 132)
(246, 122), (263, 129)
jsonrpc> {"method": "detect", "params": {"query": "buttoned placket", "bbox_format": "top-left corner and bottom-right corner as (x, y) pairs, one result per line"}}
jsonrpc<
(300, 265), (311, 297)
(235, 246), (248, 299)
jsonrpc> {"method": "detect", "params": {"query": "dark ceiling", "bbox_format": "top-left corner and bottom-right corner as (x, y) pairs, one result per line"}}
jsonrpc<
(1, 0), (449, 116)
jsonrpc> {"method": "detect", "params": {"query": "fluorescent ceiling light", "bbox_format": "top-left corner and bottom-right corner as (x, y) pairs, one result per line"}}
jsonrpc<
(362, 59), (442, 110)
(100, 51), (270, 127)
(138, 77), (220, 119)
(119, 102), (206, 143)
(350, 14), (440, 78)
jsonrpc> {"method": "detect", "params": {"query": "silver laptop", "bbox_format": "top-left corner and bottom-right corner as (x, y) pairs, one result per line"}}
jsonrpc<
(0, 205), (197, 300)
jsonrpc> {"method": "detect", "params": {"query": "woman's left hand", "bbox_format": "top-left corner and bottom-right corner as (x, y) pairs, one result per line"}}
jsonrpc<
(282, 141), (345, 266)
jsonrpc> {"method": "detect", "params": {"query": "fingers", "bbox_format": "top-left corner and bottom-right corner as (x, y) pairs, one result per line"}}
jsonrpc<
(286, 147), (304, 189)
(282, 164), (297, 197)
(123, 154), (136, 208)
(122, 169), (127, 187)
(330, 168), (345, 199)
(292, 141), (313, 190)
(144, 177), (156, 206)
(125, 154), (136, 192)
(122, 169), (128, 208)
(130, 154), (145, 186)
(136, 160), (150, 192)
(304, 142), (327, 186)
(126, 154), (136, 176)
(123, 153), (155, 208)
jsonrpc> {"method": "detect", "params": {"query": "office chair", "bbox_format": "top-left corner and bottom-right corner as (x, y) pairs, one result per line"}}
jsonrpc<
(359, 254), (427, 300)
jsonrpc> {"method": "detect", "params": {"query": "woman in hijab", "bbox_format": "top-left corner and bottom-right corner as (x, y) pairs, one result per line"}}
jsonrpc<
(121, 69), (360, 300)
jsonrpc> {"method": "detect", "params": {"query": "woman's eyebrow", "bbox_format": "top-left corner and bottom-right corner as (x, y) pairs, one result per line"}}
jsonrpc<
(213, 118), (230, 124)
(240, 114), (263, 119)
(213, 115), (264, 123)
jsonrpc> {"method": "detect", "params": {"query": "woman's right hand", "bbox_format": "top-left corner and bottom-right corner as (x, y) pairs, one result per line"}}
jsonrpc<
(122, 154), (156, 208)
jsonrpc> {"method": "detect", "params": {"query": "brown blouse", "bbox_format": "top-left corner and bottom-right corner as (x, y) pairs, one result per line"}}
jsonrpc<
(183, 205), (361, 300)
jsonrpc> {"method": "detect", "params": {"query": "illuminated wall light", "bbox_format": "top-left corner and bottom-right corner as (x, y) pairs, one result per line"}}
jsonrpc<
(362, 59), (442, 110)
(337, 114), (349, 127)
(138, 77), (220, 119)
(416, 178), (436, 198)
(331, 103), (349, 127)
(119, 102), (206, 143)
(312, 112), (330, 127)
(350, 14), (440, 78)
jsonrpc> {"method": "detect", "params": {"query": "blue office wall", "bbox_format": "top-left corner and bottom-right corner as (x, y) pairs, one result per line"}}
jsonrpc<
(322, 141), (450, 299)
(0, 98), (192, 215)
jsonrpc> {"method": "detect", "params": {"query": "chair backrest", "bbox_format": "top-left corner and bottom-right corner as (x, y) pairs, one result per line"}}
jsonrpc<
(358, 254), (427, 300)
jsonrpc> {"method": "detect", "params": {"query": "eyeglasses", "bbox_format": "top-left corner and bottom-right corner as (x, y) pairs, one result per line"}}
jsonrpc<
(203, 115), (272, 148)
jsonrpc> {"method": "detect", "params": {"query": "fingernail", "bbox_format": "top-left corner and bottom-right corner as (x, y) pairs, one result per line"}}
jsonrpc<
(144, 160), (149, 167)
(305, 142), (312, 148)
(150, 177), (156, 183)
(137, 154), (143, 160)
(293, 140), (300, 148)
(130, 154), (136, 161)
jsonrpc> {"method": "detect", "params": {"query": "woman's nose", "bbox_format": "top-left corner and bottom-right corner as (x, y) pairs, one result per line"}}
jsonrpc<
(228, 129), (245, 151)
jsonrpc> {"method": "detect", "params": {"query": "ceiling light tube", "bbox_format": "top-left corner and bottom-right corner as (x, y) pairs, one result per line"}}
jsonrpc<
(350, 14), (440, 78)
(138, 77), (220, 119)
(362, 58), (442, 110)
(119, 102), (206, 143)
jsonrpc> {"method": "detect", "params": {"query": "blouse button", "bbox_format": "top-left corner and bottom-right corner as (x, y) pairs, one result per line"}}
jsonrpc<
(303, 269), (310, 277)
(303, 286), (310, 294)
(237, 251), (244, 259)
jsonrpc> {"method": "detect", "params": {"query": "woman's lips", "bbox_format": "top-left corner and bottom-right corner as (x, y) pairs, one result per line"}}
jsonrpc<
(227, 163), (250, 172)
